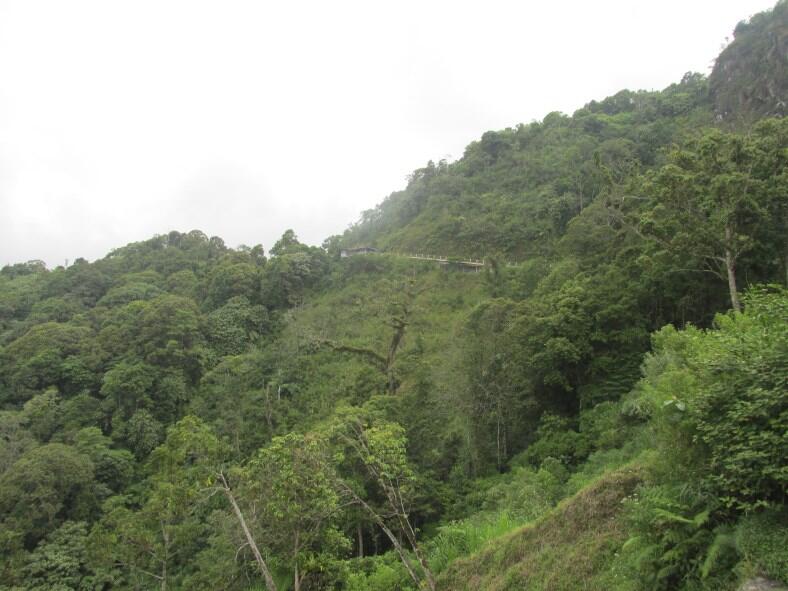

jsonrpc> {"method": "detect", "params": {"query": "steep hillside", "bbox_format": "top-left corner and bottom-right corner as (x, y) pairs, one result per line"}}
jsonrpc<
(338, 76), (711, 260)
(710, 0), (788, 122)
(340, 1), (787, 263)
(0, 3), (786, 591)
(437, 466), (644, 591)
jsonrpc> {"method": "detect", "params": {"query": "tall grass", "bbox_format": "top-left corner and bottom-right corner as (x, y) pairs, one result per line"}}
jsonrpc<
(428, 510), (523, 573)
(244, 568), (293, 591)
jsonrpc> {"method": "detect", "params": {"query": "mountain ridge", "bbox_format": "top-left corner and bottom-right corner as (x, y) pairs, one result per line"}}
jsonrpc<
(0, 3), (786, 590)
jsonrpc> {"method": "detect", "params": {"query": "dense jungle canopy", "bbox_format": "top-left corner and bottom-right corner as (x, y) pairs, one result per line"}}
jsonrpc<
(1, 3), (787, 590)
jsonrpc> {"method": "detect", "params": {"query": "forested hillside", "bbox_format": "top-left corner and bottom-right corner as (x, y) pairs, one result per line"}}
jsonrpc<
(1, 3), (786, 590)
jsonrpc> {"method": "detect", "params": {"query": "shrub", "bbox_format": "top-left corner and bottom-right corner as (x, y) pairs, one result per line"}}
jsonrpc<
(735, 508), (788, 583)
(632, 287), (788, 509)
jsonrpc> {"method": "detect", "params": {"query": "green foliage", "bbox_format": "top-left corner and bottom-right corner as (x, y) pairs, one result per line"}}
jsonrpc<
(634, 287), (788, 510)
(618, 485), (734, 590)
(205, 261), (261, 309)
(205, 296), (268, 358)
(735, 507), (788, 583)
(427, 459), (572, 576)
(346, 554), (415, 591)
(114, 408), (164, 459)
(100, 361), (157, 421)
(455, 298), (522, 472)
(190, 350), (284, 457)
(0, 410), (38, 474)
(436, 467), (644, 591)
(23, 389), (64, 442)
(0, 322), (94, 403)
(517, 413), (588, 467)
(341, 74), (711, 260)
(615, 286), (788, 589)
(90, 416), (228, 590)
(689, 288), (787, 509)
(98, 295), (203, 380)
(0, 7), (786, 587)
(19, 521), (99, 591)
(636, 119), (787, 310)
(0, 444), (95, 552)
(262, 231), (330, 309)
(563, 441), (647, 497)
(428, 511), (519, 574)
(97, 281), (163, 308)
(73, 428), (134, 497)
(244, 432), (349, 588)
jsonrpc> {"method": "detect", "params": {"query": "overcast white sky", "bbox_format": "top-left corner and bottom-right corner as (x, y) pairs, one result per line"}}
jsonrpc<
(0, 0), (777, 267)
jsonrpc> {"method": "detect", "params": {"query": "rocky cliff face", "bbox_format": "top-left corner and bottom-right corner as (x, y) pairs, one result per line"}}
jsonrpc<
(710, 1), (788, 122)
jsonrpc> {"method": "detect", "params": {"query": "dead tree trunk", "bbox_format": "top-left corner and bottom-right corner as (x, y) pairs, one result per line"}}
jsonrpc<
(293, 530), (301, 591)
(314, 280), (423, 395)
(724, 225), (741, 312)
(385, 315), (408, 394)
(340, 422), (437, 591)
(160, 523), (169, 591)
(218, 473), (278, 591)
(349, 491), (425, 590)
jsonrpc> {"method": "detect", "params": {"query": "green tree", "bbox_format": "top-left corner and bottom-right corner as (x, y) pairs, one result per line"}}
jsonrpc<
(270, 229), (306, 256)
(73, 427), (134, 497)
(0, 322), (94, 404)
(330, 409), (436, 591)
(0, 444), (95, 553)
(637, 286), (787, 509)
(100, 361), (157, 421)
(315, 278), (423, 395)
(261, 231), (329, 309)
(20, 521), (99, 591)
(98, 295), (203, 381)
(205, 296), (268, 358)
(22, 389), (64, 442)
(115, 408), (164, 459)
(205, 262), (260, 309)
(457, 299), (521, 473)
(0, 410), (38, 474)
(637, 120), (787, 311)
(244, 432), (348, 591)
(90, 416), (226, 591)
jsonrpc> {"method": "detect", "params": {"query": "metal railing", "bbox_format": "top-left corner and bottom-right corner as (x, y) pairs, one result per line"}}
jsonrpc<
(397, 253), (486, 266)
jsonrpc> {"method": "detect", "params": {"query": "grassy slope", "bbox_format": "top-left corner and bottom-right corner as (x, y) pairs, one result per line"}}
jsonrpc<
(436, 465), (645, 591)
(288, 255), (488, 384)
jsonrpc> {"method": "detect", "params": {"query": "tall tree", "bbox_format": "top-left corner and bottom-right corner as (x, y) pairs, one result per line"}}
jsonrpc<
(313, 278), (423, 394)
(0, 444), (95, 555)
(635, 120), (787, 311)
(90, 416), (226, 591)
(243, 432), (347, 591)
(458, 299), (520, 473)
(329, 409), (436, 591)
